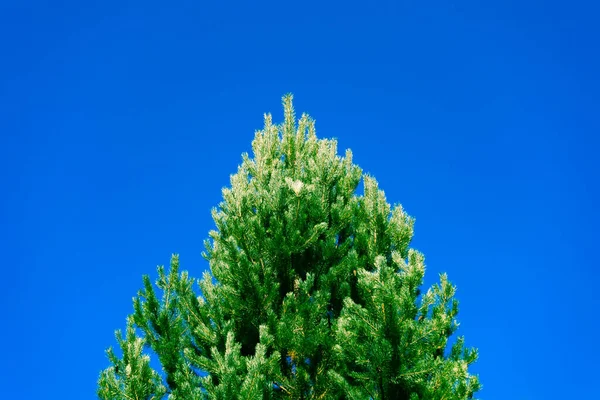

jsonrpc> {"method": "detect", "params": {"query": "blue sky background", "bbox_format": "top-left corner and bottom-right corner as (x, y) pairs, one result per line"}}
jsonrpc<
(2, 1), (598, 398)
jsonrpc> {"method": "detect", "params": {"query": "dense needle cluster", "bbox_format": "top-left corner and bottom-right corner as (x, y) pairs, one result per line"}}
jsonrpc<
(98, 95), (481, 399)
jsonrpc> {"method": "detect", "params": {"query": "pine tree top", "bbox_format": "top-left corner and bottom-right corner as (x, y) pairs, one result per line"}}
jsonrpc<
(98, 94), (481, 400)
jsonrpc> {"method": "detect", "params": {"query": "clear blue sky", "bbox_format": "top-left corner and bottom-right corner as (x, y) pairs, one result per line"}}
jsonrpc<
(2, 1), (598, 398)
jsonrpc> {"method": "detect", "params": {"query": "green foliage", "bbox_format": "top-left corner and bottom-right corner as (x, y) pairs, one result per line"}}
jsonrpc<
(98, 95), (481, 399)
(98, 316), (167, 400)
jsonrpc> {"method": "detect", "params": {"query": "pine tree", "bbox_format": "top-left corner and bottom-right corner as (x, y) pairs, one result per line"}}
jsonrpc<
(98, 95), (481, 399)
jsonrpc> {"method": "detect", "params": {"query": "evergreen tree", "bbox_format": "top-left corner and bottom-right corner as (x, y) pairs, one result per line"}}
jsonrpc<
(98, 95), (481, 399)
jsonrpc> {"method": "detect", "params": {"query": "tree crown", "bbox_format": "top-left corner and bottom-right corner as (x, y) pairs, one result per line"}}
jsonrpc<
(98, 94), (481, 400)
